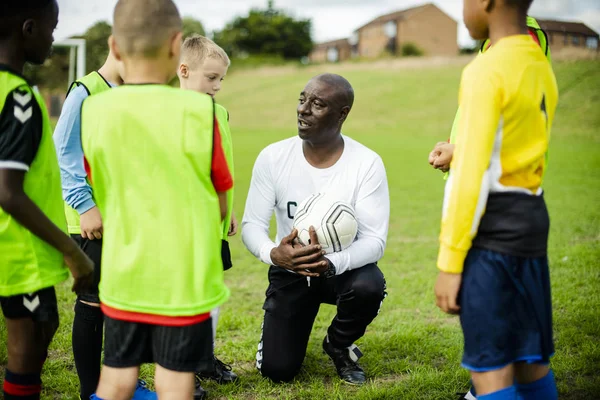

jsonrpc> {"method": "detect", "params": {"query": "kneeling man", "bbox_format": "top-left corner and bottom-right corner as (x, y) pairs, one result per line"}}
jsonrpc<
(242, 74), (389, 385)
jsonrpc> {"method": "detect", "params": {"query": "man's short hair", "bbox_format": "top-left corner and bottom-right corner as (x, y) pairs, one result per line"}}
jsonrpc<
(0, 0), (53, 38)
(181, 34), (230, 69)
(113, 0), (182, 58)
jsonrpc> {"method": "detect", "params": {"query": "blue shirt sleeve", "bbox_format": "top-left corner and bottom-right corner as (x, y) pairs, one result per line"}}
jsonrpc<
(53, 85), (96, 215)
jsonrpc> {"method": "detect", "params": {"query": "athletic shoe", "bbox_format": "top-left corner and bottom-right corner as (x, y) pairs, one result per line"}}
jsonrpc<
(132, 380), (157, 400)
(322, 336), (366, 385)
(456, 390), (476, 400)
(194, 376), (207, 400)
(196, 356), (239, 384)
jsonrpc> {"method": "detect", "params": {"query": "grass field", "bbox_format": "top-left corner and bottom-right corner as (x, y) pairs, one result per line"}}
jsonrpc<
(1, 58), (599, 399)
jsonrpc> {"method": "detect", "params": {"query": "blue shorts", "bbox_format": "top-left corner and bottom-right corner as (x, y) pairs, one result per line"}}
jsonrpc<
(459, 248), (554, 372)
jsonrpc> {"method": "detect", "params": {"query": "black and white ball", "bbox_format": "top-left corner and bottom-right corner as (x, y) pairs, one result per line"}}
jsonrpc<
(292, 193), (358, 254)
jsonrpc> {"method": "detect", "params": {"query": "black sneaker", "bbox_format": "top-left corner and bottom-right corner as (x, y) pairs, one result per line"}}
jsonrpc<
(196, 356), (239, 384)
(193, 376), (207, 400)
(322, 336), (366, 385)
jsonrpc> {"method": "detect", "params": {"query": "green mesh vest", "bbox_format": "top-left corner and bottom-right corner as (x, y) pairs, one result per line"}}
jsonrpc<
(215, 103), (234, 240)
(64, 71), (112, 234)
(81, 85), (229, 315)
(0, 71), (69, 296)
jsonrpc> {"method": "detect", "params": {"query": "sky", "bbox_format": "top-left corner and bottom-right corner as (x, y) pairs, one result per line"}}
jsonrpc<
(55, 0), (600, 48)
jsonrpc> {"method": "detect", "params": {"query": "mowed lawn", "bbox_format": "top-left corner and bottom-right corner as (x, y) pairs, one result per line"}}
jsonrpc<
(1, 58), (599, 399)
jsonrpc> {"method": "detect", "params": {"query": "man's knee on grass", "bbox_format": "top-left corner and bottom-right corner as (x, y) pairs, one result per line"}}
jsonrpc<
(260, 357), (302, 383)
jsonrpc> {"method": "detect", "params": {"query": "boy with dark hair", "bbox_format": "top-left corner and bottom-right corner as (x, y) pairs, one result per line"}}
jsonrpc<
(434, 0), (559, 399)
(84, 0), (231, 398)
(0, 1), (93, 398)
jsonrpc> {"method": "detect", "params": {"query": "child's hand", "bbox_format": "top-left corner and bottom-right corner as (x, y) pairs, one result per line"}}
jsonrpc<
(429, 143), (455, 173)
(228, 211), (238, 236)
(80, 206), (103, 240)
(63, 244), (94, 294)
(428, 141), (447, 166)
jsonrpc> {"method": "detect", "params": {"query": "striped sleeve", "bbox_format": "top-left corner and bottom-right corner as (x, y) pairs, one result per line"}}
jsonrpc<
(437, 64), (502, 273)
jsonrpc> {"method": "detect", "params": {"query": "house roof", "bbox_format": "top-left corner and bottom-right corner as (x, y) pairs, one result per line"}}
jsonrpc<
(312, 38), (351, 50)
(355, 3), (437, 32)
(536, 19), (599, 38)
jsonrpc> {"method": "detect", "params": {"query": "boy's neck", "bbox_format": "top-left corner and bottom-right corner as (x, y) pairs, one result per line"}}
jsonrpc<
(488, 12), (528, 46)
(0, 41), (25, 74)
(123, 58), (172, 85)
(98, 63), (122, 86)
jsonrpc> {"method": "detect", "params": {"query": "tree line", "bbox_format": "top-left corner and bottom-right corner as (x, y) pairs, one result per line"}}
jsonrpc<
(27, 0), (313, 90)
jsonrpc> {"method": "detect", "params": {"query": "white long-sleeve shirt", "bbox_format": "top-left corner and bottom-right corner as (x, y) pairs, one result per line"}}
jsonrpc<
(241, 135), (390, 275)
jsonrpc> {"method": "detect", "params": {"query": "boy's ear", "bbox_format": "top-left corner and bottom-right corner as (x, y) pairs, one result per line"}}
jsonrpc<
(108, 35), (122, 62)
(339, 106), (350, 123)
(179, 63), (189, 79)
(22, 19), (35, 38)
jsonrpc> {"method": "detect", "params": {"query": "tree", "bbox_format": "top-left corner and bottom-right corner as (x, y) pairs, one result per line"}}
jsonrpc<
(182, 17), (205, 39)
(214, 1), (312, 59)
(77, 21), (112, 74)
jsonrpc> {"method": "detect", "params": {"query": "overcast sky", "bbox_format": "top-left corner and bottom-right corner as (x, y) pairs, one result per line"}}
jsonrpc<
(55, 0), (600, 48)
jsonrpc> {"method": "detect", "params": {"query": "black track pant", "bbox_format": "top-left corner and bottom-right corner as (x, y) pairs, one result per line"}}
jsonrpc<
(256, 263), (386, 382)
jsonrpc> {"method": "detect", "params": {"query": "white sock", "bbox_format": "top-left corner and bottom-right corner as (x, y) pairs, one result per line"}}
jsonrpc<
(210, 307), (220, 350)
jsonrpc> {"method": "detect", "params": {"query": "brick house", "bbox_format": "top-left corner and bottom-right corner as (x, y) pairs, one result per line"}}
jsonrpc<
(309, 38), (352, 63)
(354, 3), (458, 58)
(536, 19), (599, 52)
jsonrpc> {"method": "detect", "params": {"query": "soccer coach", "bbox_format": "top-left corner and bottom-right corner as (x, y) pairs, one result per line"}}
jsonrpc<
(241, 73), (389, 385)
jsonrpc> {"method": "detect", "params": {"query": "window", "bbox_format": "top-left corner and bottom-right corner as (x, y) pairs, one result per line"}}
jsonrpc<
(586, 36), (599, 49)
(572, 35), (580, 46)
(384, 21), (397, 38)
(326, 47), (339, 63)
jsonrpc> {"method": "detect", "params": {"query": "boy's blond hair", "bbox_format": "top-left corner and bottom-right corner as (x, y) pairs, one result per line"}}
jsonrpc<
(113, 0), (182, 57)
(181, 34), (230, 69)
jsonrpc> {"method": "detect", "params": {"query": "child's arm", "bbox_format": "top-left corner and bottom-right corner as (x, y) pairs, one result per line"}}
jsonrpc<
(211, 117), (233, 220)
(53, 86), (102, 239)
(437, 67), (500, 274)
(0, 169), (93, 293)
(0, 88), (93, 293)
(435, 66), (501, 314)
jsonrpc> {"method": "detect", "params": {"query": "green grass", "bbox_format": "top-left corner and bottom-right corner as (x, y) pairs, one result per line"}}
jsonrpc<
(1, 59), (599, 399)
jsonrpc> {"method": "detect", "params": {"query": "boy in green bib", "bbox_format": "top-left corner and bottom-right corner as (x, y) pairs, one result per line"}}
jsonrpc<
(84, 1), (231, 399)
(54, 50), (157, 399)
(0, 1), (93, 398)
(178, 34), (238, 397)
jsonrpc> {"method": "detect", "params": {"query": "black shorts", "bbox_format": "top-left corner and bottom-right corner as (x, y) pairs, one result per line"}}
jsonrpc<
(103, 316), (214, 372)
(0, 286), (58, 322)
(71, 234), (102, 303)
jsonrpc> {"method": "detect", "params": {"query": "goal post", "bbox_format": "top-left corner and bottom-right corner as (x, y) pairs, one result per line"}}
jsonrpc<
(53, 38), (86, 84)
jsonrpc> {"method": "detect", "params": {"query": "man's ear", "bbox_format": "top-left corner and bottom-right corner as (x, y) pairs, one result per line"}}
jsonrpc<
(339, 106), (351, 123)
(108, 35), (122, 62)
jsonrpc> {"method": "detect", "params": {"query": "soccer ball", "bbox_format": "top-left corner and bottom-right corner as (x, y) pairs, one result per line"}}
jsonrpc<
(292, 193), (358, 254)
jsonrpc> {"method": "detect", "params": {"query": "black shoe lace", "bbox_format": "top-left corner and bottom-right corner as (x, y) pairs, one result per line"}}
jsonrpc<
(215, 357), (233, 372)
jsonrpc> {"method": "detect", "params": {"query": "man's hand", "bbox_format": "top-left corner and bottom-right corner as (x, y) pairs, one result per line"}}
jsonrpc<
(80, 206), (103, 240)
(428, 142), (455, 173)
(434, 271), (462, 314)
(228, 211), (238, 236)
(270, 228), (327, 277)
(63, 244), (94, 294)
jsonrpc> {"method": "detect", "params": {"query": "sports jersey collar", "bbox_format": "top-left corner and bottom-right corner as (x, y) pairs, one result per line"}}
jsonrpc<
(0, 64), (29, 83)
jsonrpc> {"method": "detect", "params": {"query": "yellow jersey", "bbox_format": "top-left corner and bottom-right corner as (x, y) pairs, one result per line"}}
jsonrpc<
(438, 35), (559, 273)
